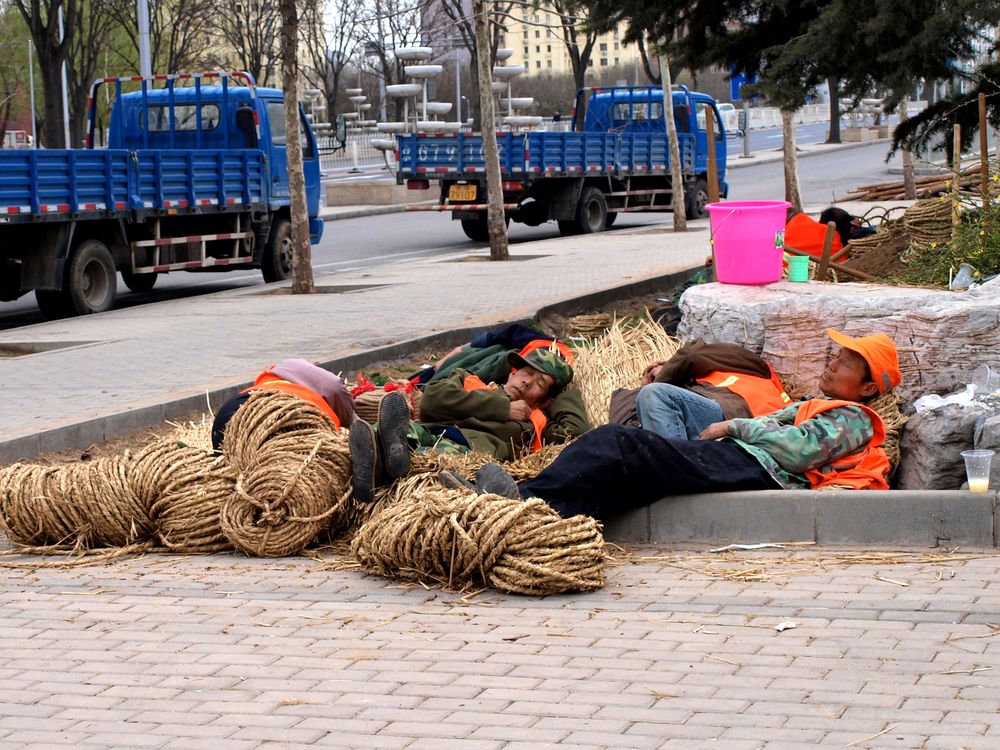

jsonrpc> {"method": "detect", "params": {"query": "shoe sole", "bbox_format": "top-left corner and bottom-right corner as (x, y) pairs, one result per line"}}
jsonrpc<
(378, 391), (411, 479)
(476, 464), (521, 499)
(349, 420), (378, 502)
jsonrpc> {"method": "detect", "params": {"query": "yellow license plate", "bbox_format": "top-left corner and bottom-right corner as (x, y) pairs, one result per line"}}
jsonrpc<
(449, 184), (477, 202)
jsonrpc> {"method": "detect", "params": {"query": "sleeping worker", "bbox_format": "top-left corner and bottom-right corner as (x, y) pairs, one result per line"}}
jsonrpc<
(211, 358), (355, 452)
(441, 329), (902, 520)
(350, 347), (591, 502)
(610, 339), (791, 440)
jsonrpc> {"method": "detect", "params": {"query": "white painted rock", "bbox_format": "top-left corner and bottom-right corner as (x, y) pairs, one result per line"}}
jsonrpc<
(678, 281), (1000, 404)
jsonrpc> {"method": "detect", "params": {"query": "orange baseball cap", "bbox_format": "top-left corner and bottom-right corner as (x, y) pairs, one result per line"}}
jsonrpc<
(827, 329), (901, 394)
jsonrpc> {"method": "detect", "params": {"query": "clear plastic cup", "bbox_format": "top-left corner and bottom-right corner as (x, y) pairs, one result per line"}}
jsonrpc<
(972, 364), (1000, 396)
(961, 449), (994, 493)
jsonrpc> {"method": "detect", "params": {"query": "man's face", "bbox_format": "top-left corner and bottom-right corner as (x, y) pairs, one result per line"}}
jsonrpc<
(504, 366), (555, 408)
(819, 347), (878, 401)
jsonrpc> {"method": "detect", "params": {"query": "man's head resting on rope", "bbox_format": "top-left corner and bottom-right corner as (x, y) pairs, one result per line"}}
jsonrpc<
(821, 329), (901, 403)
(504, 348), (574, 408)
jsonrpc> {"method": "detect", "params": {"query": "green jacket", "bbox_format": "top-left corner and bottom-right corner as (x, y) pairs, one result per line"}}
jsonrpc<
(417, 368), (591, 460)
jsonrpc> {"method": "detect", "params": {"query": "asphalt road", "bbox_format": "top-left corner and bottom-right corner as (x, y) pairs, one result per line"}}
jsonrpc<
(0, 138), (900, 331)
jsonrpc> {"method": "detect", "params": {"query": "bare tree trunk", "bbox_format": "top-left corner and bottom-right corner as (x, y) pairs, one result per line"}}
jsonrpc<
(474, 0), (508, 260)
(280, 0), (315, 293)
(825, 76), (841, 144)
(900, 98), (916, 199)
(659, 55), (686, 232)
(781, 109), (802, 213)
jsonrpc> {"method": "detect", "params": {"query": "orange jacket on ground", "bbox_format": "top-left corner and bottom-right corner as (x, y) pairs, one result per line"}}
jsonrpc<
(785, 213), (846, 262)
(463, 373), (548, 453)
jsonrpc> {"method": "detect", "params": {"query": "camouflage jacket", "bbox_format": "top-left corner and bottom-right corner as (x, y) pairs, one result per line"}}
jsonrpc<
(724, 399), (875, 489)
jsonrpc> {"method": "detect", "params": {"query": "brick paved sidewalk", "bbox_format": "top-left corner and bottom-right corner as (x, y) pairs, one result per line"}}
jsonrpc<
(2, 545), (998, 749)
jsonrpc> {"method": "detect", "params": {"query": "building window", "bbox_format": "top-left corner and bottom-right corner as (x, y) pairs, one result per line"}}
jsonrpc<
(536, 60), (541, 68)
(536, 45), (540, 53)
(615, 57), (620, 65)
(600, 58), (608, 66)
(546, 29), (552, 37)
(614, 42), (619, 50)
(524, 46), (529, 55)
(535, 30), (540, 38)
(547, 45), (551, 52)
(523, 30), (528, 39)
(599, 42), (607, 51)
(547, 60), (552, 68)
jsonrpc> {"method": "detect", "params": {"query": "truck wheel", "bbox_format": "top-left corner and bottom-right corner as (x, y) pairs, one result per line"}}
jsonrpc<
(65, 240), (117, 315)
(262, 219), (293, 282)
(685, 178), (710, 220)
(575, 187), (608, 234)
(122, 269), (158, 293)
(557, 220), (578, 237)
(35, 289), (73, 320)
(461, 216), (489, 242)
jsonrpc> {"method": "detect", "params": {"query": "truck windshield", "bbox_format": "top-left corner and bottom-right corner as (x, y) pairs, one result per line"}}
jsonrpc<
(141, 104), (220, 131)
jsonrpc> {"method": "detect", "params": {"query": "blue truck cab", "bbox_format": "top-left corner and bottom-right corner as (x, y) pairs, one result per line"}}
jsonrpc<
(0, 71), (323, 318)
(396, 84), (728, 241)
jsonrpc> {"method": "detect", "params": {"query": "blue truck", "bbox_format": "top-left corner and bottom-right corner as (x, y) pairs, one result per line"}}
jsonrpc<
(396, 85), (728, 240)
(0, 71), (323, 318)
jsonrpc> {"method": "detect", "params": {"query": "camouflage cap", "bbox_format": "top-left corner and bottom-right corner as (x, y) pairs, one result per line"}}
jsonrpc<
(507, 348), (574, 389)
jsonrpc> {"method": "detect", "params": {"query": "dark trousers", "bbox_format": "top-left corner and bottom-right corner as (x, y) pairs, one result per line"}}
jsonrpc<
(211, 393), (251, 452)
(519, 423), (778, 520)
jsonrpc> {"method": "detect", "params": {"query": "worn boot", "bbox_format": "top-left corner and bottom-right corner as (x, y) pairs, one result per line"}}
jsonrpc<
(475, 463), (521, 499)
(349, 418), (388, 502)
(437, 468), (477, 493)
(377, 391), (411, 479)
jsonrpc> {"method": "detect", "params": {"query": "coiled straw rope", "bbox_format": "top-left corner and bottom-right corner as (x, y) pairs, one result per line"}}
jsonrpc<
(0, 456), (152, 548)
(351, 485), (605, 595)
(0, 391), (350, 558)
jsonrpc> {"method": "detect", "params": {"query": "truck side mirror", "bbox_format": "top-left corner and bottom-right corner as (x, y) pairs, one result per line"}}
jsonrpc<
(235, 105), (258, 148)
(335, 115), (347, 148)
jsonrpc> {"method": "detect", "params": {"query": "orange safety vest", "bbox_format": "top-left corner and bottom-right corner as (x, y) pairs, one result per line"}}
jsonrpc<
(697, 367), (791, 417)
(243, 371), (341, 428)
(793, 399), (890, 490)
(463, 373), (548, 453)
(517, 338), (575, 366)
(784, 212), (846, 262)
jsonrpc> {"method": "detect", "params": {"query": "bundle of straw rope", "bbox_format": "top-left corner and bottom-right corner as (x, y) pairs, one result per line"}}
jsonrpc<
(353, 383), (421, 424)
(902, 198), (952, 254)
(351, 485), (605, 595)
(867, 391), (908, 473)
(572, 313), (682, 426)
(0, 456), (153, 549)
(219, 392), (352, 556)
(0, 391), (351, 557)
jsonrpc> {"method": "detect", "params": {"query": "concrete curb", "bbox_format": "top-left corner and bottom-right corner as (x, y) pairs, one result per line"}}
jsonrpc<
(605, 489), (1000, 547)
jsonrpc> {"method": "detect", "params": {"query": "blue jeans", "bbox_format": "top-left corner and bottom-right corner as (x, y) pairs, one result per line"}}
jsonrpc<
(635, 383), (724, 440)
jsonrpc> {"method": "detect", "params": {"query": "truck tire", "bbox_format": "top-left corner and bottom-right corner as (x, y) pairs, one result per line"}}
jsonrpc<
(262, 219), (293, 282)
(122, 269), (158, 293)
(685, 177), (710, 220)
(575, 187), (608, 234)
(461, 216), (489, 242)
(64, 240), (118, 315)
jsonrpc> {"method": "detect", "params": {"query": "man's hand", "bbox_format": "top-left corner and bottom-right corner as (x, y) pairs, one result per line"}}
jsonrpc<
(508, 399), (533, 422)
(641, 360), (667, 385)
(698, 421), (732, 441)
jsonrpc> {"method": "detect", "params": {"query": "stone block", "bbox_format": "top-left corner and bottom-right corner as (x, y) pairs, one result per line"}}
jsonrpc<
(678, 282), (1000, 404)
(815, 490), (995, 547)
(897, 402), (997, 489)
(646, 491), (815, 543)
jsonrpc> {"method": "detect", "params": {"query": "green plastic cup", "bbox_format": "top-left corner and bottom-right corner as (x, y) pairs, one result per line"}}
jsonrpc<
(787, 255), (810, 282)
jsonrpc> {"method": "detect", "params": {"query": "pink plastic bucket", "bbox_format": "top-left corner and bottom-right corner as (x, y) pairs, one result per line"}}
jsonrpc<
(706, 200), (792, 285)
